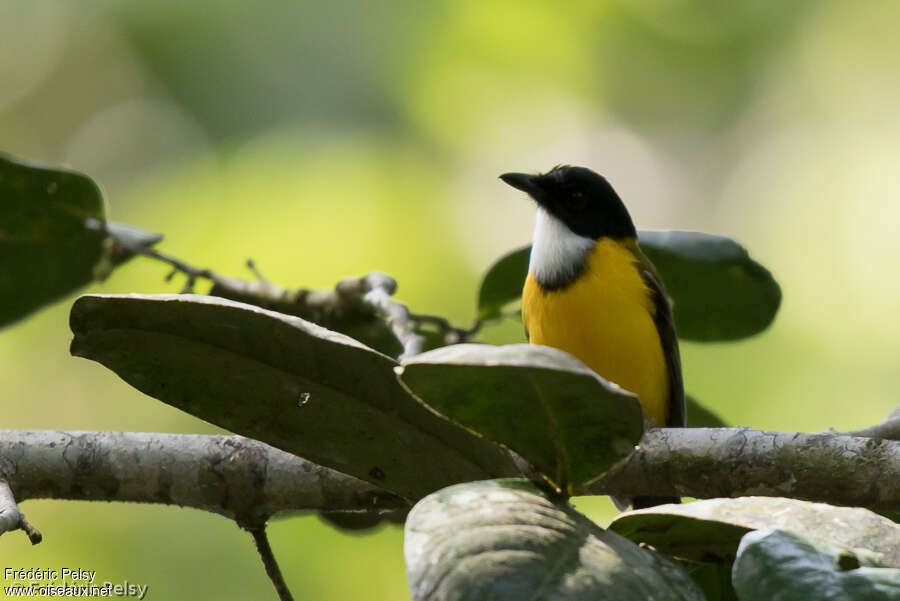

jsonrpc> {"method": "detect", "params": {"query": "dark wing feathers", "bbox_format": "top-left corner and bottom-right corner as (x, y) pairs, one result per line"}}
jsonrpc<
(631, 241), (686, 428)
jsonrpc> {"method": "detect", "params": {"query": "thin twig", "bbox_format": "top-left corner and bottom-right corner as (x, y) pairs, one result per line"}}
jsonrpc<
(107, 219), (482, 358)
(408, 313), (483, 346)
(0, 481), (42, 545)
(135, 247), (218, 293)
(248, 526), (295, 601)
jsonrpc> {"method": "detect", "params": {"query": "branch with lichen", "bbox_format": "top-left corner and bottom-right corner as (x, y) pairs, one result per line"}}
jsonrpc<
(2, 415), (898, 547)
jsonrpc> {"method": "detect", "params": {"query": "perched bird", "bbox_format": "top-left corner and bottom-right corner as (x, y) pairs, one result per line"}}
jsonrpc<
(500, 165), (684, 509)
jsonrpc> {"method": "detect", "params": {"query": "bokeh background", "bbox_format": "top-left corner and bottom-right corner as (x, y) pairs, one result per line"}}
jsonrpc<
(3, 0), (899, 598)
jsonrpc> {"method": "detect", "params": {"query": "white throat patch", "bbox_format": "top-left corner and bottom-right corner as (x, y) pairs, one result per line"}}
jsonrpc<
(529, 207), (595, 287)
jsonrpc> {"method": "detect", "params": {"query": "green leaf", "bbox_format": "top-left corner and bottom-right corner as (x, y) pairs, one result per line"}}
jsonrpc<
(732, 529), (900, 601)
(639, 230), (781, 341)
(686, 395), (729, 428)
(477, 246), (529, 320)
(396, 344), (643, 494)
(475, 231), (781, 342)
(681, 560), (738, 601)
(69, 294), (519, 501)
(405, 479), (705, 601)
(609, 497), (900, 567)
(0, 154), (108, 328)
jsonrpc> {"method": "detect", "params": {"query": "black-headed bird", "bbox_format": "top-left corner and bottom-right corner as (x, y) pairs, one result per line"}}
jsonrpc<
(500, 165), (684, 509)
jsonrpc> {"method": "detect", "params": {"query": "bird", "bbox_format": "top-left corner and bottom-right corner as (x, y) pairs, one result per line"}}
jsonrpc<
(500, 165), (684, 509)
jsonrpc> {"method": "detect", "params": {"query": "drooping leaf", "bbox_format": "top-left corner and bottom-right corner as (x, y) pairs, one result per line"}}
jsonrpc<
(475, 231), (781, 342)
(686, 395), (729, 428)
(69, 294), (519, 501)
(396, 344), (643, 494)
(405, 479), (705, 601)
(610, 497), (900, 568)
(732, 529), (900, 601)
(0, 154), (107, 327)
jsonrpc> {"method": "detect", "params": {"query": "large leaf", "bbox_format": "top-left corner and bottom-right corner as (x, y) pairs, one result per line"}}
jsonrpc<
(405, 479), (705, 601)
(0, 154), (107, 327)
(609, 497), (900, 568)
(639, 230), (781, 341)
(70, 294), (519, 501)
(475, 231), (781, 341)
(732, 529), (900, 601)
(396, 344), (643, 494)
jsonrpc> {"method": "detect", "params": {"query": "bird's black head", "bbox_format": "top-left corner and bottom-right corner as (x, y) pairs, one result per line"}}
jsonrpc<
(500, 165), (636, 239)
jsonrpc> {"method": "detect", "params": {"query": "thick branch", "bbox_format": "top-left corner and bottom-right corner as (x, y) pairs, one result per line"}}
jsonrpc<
(590, 427), (900, 510)
(3, 426), (898, 536)
(0, 430), (407, 529)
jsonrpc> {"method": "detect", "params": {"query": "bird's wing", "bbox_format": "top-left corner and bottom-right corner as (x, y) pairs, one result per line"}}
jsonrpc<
(629, 240), (686, 428)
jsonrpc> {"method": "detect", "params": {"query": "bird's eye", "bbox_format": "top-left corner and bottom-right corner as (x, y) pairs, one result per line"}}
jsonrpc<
(570, 191), (587, 209)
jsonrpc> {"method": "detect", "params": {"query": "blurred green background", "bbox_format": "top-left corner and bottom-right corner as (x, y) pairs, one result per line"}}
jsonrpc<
(2, 0), (899, 599)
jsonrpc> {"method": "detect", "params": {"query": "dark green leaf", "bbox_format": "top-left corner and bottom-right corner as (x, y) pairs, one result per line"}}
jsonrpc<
(396, 344), (643, 494)
(405, 479), (705, 601)
(609, 497), (900, 567)
(0, 154), (108, 327)
(686, 395), (729, 428)
(475, 231), (781, 342)
(477, 246), (529, 320)
(733, 529), (900, 601)
(69, 294), (519, 501)
(639, 230), (781, 341)
(681, 560), (738, 601)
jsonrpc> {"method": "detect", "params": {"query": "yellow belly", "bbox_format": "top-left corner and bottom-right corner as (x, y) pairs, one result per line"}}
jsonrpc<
(522, 238), (669, 426)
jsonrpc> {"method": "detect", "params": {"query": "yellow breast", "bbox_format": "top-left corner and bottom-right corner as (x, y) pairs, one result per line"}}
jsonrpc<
(522, 238), (669, 426)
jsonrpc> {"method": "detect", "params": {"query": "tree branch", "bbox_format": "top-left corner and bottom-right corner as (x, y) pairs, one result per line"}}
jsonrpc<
(0, 481), (42, 544)
(0, 430), (408, 535)
(2, 425), (898, 536)
(590, 427), (900, 510)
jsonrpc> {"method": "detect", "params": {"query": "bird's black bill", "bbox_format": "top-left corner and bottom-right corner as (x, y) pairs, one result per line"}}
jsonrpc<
(500, 172), (541, 196)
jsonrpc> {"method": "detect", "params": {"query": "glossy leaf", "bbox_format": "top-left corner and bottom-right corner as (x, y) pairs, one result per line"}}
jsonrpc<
(610, 497), (900, 567)
(733, 529), (900, 601)
(70, 294), (519, 501)
(397, 344), (643, 494)
(475, 230), (781, 342)
(405, 479), (705, 601)
(0, 154), (108, 328)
